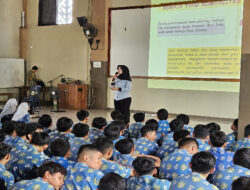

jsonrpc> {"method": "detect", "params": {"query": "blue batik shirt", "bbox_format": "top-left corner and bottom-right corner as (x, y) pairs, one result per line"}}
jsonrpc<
(69, 137), (90, 161)
(63, 162), (104, 190)
(211, 164), (250, 190)
(49, 156), (75, 172)
(159, 149), (192, 181)
(134, 137), (159, 155)
(126, 175), (171, 190)
(0, 163), (14, 189)
(209, 147), (234, 172)
(233, 138), (250, 151)
(157, 142), (178, 159)
(226, 132), (237, 150)
(18, 113), (30, 124)
(170, 172), (219, 190)
(3, 135), (15, 146)
(100, 159), (132, 178)
(196, 139), (210, 151)
(114, 153), (137, 168)
(158, 120), (171, 135)
(49, 130), (75, 142)
(184, 124), (193, 134)
(162, 132), (174, 146)
(12, 177), (54, 190)
(87, 128), (104, 143)
(128, 122), (144, 139)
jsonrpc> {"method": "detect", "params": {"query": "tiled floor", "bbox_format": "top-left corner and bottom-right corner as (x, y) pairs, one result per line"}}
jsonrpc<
(30, 106), (233, 134)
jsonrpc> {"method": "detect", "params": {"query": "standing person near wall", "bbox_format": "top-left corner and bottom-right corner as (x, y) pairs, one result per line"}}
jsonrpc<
(111, 65), (132, 120)
(28, 66), (40, 87)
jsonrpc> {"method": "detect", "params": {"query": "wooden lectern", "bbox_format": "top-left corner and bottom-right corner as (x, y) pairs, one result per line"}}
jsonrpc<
(57, 84), (88, 110)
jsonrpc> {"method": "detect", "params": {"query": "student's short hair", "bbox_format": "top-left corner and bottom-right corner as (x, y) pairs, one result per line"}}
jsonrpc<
(77, 144), (101, 160)
(71, 123), (89, 137)
(38, 114), (52, 128)
(170, 119), (184, 132)
(233, 119), (238, 130)
(93, 137), (113, 155)
(133, 113), (145, 122)
(112, 120), (126, 131)
(157, 108), (169, 120)
(111, 110), (122, 120)
(115, 138), (134, 154)
(37, 161), (67, 177)
(30, 132), (50, 146)
(56, 117), (73, 132)
(145, 119), (158, 131)
(15, 122), (27, 137)
(92, 117), (107, 130)
(117, 115), (130, 126)
(191, 151), (216, 174)
(244, 124), (250, 137)
(1, 114), (12, 124)
(0, 130), (4, 143)
(76, 110), (89, 121)
(99, 172), (126, 190)
(206, 122), (221, 135)
(178, 137), (199, 149)
(25, 122), (40, 140)
(141, 125), (156, 137)
(193, 124), (210, 139)
(104, 122), (121, 140)
(232, 176), (250, 190)
(173, 130), (190, 142)
(32, 66), (38, 70)
(176, 114), (189, 125)
(50, 138), (70, 157)
(0, 143), (11, 160)
(2, 120), (17, 135)
(132, 157), (155, 176)
(210, 131), (227, 147)
(233, 148), (250, 169)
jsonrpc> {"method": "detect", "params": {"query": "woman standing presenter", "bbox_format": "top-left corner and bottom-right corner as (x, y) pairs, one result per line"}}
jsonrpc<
(111, 65), (132, 119)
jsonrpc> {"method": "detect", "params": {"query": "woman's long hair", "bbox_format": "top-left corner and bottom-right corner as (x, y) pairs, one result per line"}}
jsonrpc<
(117, 65), (132, 81)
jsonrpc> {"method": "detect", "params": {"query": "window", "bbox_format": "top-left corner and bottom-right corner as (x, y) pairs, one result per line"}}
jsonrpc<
(38, 0), (73, 26)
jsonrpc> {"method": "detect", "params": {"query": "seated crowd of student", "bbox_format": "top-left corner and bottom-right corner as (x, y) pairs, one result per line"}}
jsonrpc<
(0, 99), (249, 190)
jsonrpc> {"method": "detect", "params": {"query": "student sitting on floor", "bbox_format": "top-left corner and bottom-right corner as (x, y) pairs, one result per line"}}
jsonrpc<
(225, 119), (238, 150)
(126, 157), (171, 190)
(144, 119), (162, 143)
(206, 122), (221, 136)
(12, 102), (31, 124)
(88, 117), (107, 143)
(94, 137), (132, 178)
(38, 114), (53, 133)
(2, 121), (17, 146)
(159, 137), (199, 181)
(209, 131), (234, 172)
(110, 110), (122, 122)
(0, 143), (14, 189)
(211, 148), (250, 190)
(63, 144), (104, 190)
(49, 138), (75, 171)
(98, 172), (126, 190)
(134, 125), (159, 155)
(193, 124), (211, 151)
(157, 108), (170, 136)
(157, 129), (190, 159)
(76, 110), (89, 124)
(170, 151), (218, 190)
(176, 113), (193, 133)
(233, 124), (250, 151)
(12, 161), (67, 190)
(128, 112), (145, 139)
(69, 123), (90, 161)
(231, 176), (250, 190)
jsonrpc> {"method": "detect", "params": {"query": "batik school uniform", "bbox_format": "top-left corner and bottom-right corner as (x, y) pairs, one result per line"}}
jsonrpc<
(170, 172), (219, 190)
(162, 132), (174, 146)
(87, 128), (103, 143)
(3, 135), (15, 146)
(100, 159), (132, 178)
(49, 131), (75, 142)
(113, 153), (137, 168)
(128, 122), (144, 139)
(0, 163), (14, 189)
(126, 175), (171, 190)
(157, 142), (177, 159)
(159, 149), (192, 181)
(232, 138), (250, 151)
(18, 113), (30, 123)
(158, 120), (171, 136)
(211, 164), (250, 190)
(196, 139), (210, 151)
(69, 137), (90, 161)
(184, 124), (193, 134)
(49, 156), (75, 171)
(209, 147), (234, 172)
(63, 162), (104, 190)
(134, 137), (159, 155)
(12, 177), (54, 190)
(226, 132), (237, 150)
(111, 136), (125, 159)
